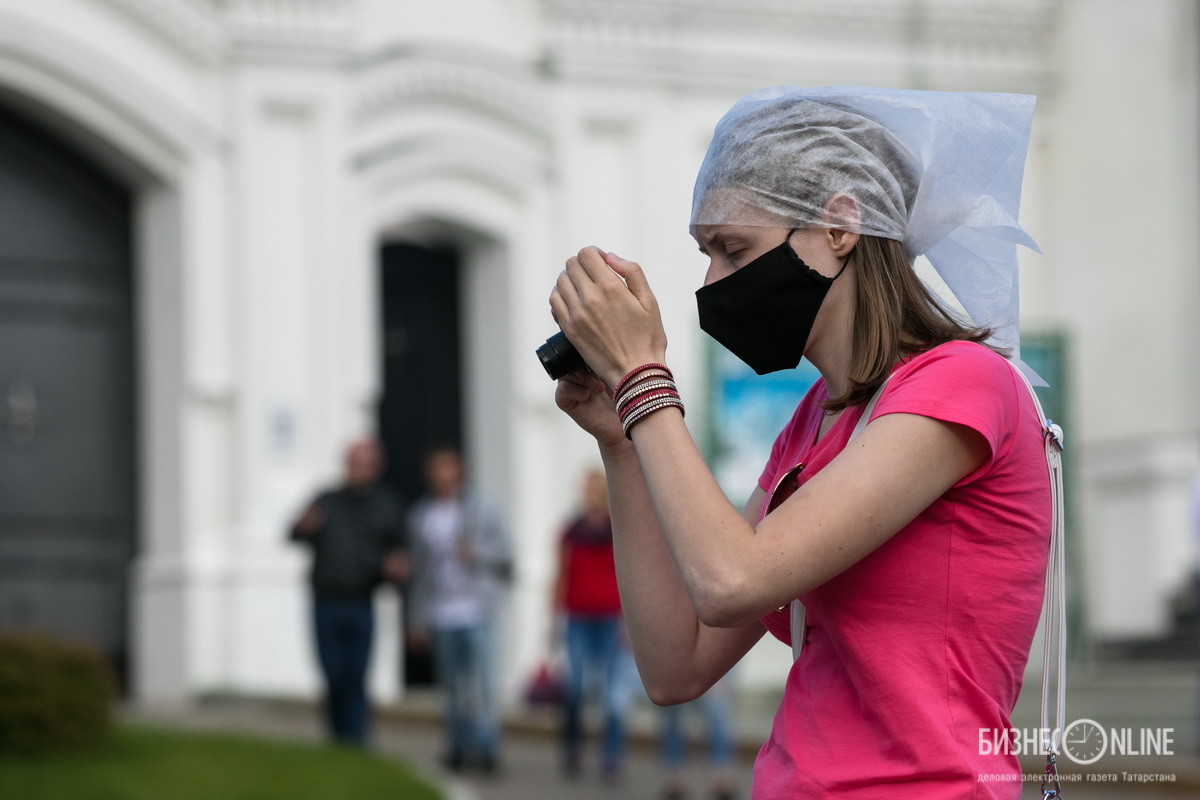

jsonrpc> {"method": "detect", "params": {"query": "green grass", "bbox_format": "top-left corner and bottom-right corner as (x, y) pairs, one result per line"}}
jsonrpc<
(0, 725), (443, 800)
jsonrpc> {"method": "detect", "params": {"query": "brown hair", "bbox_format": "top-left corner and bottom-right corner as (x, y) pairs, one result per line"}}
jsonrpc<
(824, 234), (1007, 411)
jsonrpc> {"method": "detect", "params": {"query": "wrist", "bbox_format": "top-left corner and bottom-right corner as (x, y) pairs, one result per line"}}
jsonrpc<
(598, 436), (637, 463)
(600, 354), (668, 392)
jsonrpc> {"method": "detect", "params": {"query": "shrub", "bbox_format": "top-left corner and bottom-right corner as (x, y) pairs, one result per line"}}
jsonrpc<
(0, 631), (115, 755)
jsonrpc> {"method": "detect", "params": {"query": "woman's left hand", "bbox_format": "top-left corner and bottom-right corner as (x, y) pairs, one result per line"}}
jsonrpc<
(548, 247), (668, 389)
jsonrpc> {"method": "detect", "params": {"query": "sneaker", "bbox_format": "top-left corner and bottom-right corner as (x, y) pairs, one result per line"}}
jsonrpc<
(441, 750), (466, 773)
(480, 752), (501, 777)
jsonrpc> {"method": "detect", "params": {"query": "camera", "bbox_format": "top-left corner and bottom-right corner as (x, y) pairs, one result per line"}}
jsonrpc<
(536, 331), (587, 380)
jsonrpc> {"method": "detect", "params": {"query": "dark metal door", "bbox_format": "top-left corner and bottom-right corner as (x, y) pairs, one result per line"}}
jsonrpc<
(378, 241), (463, 686)
(0, 105), (137, 685)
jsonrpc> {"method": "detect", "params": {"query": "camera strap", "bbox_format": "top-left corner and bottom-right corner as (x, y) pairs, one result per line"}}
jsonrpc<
(787, 361), (1067, 796)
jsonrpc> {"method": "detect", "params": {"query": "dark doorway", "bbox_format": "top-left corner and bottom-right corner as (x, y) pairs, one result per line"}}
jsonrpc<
(378, 241), (463, 686)
(0, 104), (137, 690)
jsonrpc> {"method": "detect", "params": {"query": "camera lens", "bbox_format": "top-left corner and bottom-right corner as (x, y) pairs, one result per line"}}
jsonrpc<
(536, 331), (586, 380)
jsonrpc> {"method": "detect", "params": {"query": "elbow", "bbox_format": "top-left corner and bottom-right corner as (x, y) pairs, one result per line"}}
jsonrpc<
(690, 567), (759, 629)
(644, 677), (707, 708)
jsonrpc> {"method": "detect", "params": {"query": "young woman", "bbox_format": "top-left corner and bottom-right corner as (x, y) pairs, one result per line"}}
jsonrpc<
(548, 87), (1050, 798)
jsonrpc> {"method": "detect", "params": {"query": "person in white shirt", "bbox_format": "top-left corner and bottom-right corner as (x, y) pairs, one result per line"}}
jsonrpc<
(407, 446), (513, 774)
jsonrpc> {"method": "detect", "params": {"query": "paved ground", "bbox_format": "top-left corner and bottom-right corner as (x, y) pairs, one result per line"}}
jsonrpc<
(128, 659), (1200, 800)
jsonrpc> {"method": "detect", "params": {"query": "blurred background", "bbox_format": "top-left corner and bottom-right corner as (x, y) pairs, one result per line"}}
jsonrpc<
(0, 0), (1197, 787)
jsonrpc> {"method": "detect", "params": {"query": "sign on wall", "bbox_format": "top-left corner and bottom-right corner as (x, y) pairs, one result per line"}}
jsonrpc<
(704, 344), (821, 502)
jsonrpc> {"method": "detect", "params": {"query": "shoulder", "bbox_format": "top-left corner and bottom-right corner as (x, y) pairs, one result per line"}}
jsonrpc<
(372, 484), (404, 510)
(466, 490), (502, 516)
(886, 341), (1018, 411)
(314, 488), (340, 506)
(874, 342), (1021, 455)
(894, 341), (1014, 386)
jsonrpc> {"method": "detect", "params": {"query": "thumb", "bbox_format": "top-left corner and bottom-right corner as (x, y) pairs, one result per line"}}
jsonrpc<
(604, 252), (654, 304)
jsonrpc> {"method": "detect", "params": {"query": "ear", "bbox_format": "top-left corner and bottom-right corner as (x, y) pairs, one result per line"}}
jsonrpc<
(820, 193), (861, 258)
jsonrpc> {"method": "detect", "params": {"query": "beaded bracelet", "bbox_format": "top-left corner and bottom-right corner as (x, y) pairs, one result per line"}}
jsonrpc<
(615, 379), (678, 415)
(614, 363), (685, 438)
(611, 363), (674, 404)
(622, 397), (684, 438)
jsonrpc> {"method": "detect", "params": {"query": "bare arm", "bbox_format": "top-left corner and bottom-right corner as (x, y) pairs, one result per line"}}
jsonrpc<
(602, 440), (766, 705)
(626, 406), (987, 628)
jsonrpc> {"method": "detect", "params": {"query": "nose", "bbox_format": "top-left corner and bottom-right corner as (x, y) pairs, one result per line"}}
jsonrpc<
(702, 259), (729, 287)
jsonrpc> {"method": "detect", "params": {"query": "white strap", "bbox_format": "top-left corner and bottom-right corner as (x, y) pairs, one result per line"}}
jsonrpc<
(1008, 366), (1067, 756)
(788, 362), (1067, 763)
(790, 376), (893, 661)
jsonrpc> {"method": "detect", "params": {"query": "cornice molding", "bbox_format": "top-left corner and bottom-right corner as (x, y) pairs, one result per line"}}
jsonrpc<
(106, 0), (227, 65)
(220, 0), (354, 55)
(542, 0), (1053, 46)
(541, 0), (1055, 89)
(354, 54), (551, 143)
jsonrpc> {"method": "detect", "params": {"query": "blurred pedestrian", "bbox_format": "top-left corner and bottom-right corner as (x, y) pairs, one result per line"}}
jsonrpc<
(659, 674), (738, 800)
(551, 467), (633, 782)
(289, 437), (408, 747)
(407, 446), (513, 775)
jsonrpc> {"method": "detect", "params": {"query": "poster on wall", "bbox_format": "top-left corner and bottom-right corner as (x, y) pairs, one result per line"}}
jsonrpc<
(707, 344), (821, 501)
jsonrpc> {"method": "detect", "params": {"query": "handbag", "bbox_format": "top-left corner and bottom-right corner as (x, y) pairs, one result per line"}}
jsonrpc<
(523, 658), (565, 707)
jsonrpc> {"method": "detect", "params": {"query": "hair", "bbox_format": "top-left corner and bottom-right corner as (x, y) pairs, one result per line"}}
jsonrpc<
(823, 234), (1008, 412)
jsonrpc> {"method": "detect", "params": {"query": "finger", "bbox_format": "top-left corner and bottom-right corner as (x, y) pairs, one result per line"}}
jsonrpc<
(555, 377), (591, 407)
(564, 255), (601, 302)
(584, 373), (607, 395)
(603, 252), (654, 304)
(575, 246), (612, 283)
(552, 270), (580, 315)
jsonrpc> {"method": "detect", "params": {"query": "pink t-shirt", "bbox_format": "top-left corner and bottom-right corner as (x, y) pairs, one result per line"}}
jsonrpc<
(752, 342), (1050, 799)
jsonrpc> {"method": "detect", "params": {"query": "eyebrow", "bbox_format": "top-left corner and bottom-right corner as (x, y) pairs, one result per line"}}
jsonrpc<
(695, 230), (724, 255)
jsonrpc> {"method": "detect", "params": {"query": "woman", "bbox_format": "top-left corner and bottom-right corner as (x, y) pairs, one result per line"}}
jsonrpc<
(548, 87), (1050, 798)
(551, 467), (635, 781)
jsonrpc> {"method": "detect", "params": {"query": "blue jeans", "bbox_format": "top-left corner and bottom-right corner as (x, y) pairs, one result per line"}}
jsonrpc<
(562, 615), (631, 771)
(661, 683), (735, 770)
(433, 621), (498, 760)
(313, 598), (374, 746)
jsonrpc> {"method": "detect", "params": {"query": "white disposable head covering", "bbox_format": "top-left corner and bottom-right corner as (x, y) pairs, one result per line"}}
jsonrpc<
(691, 85), (1042, 378)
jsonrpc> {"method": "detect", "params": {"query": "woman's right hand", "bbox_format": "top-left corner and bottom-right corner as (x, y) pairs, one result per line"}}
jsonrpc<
(554, 371), (626, 451)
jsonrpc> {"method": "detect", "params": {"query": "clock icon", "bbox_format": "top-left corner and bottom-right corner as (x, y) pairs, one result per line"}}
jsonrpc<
(1062, 718), (1107, 765)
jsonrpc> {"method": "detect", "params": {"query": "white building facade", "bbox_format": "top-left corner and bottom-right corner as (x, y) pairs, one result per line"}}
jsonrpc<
(0, 0), (1195, 705)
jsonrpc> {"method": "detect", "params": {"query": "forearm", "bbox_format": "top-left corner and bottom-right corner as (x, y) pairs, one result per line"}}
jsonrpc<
(601, 439), (759, 703)
(625, 409), (765, 627)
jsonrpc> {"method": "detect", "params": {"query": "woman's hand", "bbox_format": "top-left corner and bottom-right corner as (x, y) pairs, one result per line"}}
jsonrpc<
(549, 247), (668, 389)
(554, 371), (626, 450)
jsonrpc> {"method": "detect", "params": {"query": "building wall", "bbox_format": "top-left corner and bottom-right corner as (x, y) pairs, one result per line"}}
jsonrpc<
(0, 0), (1194, 706)
(1046, 0), (1200, 638)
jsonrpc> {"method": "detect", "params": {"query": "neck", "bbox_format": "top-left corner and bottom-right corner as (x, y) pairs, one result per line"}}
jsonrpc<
(806, 320), (855, 403)
(805, 260), (860, 401)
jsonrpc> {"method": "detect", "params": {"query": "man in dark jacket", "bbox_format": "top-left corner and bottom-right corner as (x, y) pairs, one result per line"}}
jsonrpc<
(290, 437), (407, 746)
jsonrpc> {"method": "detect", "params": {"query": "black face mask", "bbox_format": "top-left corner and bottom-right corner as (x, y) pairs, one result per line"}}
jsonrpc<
(695, 229), (848, 375)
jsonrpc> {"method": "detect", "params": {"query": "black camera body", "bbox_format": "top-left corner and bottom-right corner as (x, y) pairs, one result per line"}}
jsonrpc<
(536, 331), (587, 380)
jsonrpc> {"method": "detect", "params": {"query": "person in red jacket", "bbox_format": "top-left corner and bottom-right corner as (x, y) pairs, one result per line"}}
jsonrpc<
(552, 467), (634, 782)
